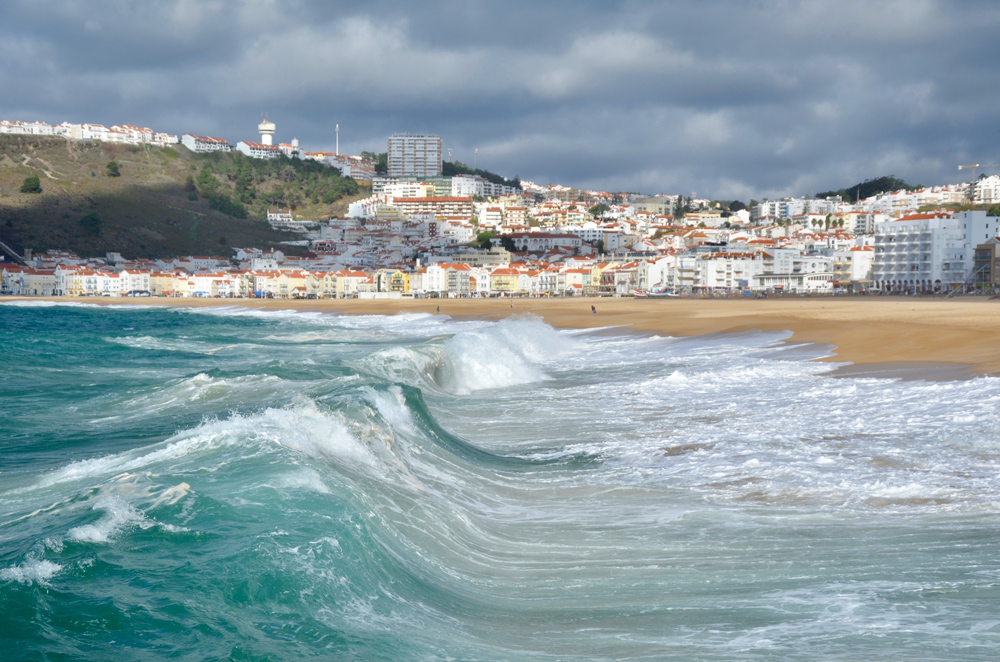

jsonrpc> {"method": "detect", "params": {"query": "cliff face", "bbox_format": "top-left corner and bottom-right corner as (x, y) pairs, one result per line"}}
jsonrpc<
(0, 135), (365, 259)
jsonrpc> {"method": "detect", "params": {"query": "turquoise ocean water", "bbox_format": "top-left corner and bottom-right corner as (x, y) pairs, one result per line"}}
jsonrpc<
(2, 301), (999, 660)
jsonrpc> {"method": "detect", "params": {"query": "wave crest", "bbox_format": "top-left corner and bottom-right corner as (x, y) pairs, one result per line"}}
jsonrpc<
(360, 316), (573, 395)
(0, 557), (62, 585)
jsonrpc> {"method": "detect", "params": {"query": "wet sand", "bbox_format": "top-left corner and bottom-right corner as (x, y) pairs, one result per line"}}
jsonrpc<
(12, 295), (1000, 375)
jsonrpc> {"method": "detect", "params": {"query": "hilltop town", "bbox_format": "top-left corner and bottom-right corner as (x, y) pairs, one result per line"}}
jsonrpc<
(3, 116), (1000, 299)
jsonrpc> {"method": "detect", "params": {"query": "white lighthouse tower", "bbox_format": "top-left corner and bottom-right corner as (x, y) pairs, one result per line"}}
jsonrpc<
(258, 116), (276, 145)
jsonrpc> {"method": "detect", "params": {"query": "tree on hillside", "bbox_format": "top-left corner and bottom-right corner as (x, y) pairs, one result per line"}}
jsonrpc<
(989, 204), (1000, 217)
(475, 231), (495, 248)
(208, 193), (248, 218)
(816, 175), (921, 203)
(589, 204), (610, 218)
(79, 213), (102, 235)
(442, 160), (520, 190)
(106, 161), (121, 177)
(361, 151), (388, 175)
(674, 196), (687, 219)
(196, 165), (221, 196)
(20, 176), (42, 194)
(729, 200), (746, 212)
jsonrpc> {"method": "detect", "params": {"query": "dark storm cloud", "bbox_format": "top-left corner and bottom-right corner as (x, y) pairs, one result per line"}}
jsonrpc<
(2, 0), (999, 199)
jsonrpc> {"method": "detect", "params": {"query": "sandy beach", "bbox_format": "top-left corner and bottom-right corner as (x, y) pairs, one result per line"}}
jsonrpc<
(12, 295), (1000, 374)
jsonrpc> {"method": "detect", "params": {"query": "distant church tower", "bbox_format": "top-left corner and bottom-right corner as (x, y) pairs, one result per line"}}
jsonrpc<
(258, 116), (276, 145)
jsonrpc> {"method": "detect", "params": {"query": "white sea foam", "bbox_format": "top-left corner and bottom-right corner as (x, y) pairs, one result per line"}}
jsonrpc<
(101, 373), (292, 419)
(67, 494), (146, 543)
(260, 331), (342, 343)
(105, 335), (244, 355)
(1, 300), (99, 308)
(0, 300), (159, 311)
(432, 323), (1000, 514)
(29, 399), (392, 496)
(0, 557), (62, 584)
(260, 401), (379, 468)
(273, 468), (332, 494)
(33, 426), (238, 490)
(356, 345), (445, 389)
(353, 317), (572, 395)
(436, 316), (574, 394)
(367, 385), (418, 438)
(172, 305), (317, 321)
(332, 312), (456, 333)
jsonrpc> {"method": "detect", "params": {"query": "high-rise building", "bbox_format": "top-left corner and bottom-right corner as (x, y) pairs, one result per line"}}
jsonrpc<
(387, 133), (442, 177)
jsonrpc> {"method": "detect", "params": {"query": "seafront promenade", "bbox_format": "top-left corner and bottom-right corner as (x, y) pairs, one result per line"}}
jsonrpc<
(11, 295), (1000, 375)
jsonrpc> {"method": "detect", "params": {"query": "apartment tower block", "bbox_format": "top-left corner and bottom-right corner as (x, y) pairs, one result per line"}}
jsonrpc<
(387, 133), (443, 177)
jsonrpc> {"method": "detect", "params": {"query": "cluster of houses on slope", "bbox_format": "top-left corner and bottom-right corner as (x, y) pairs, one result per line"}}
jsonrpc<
(1, 119), (178, 147)
(4, 113), (999, 294)
(5, 204), (1000, 298)
(1, 116), (380, 184)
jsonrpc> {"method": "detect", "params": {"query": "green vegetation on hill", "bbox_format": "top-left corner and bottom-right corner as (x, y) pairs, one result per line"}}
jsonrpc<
(360, 151), (388, 175)
(443, 160), (521, 190)
(194, 151), (360, 212)
(0, 135), (367, 259)
(20, 175), (42, 194)
(588, 204), (609, 218)
(815, 175), (922, 203)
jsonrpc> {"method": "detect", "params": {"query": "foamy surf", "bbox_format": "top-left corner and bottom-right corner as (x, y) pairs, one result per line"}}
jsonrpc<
(4, 303), (1000, 660)
(1, 557), (62, 585)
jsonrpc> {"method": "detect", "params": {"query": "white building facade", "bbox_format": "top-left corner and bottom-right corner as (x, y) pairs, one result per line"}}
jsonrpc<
(974, 175), (1000, 205)
(181, 134), (232, 153)
(236, 141), (281, 159)
(872, 211), (1000, 292)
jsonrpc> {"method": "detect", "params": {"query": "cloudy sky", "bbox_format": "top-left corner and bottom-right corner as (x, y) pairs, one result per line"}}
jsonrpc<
(2, 0), (998, 200)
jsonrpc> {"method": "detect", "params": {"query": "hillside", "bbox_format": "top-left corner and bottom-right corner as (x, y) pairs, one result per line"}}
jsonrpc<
(442, 160), (521, 189)
(0, 135), (367, 259)
(815, 175), (922, 203)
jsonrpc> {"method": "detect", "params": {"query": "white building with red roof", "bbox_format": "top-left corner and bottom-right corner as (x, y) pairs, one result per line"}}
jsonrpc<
(236, 140), (281, 159)
(182, 134), (232, 153)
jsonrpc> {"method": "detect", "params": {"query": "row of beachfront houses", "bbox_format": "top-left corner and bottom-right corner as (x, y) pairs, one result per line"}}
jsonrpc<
(9, 208), (999, 299)
(2, 245), (877, 298)
(1, 266), (374, 299)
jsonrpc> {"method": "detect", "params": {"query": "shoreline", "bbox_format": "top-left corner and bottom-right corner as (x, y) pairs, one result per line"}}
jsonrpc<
(7, 295), (1000, 377)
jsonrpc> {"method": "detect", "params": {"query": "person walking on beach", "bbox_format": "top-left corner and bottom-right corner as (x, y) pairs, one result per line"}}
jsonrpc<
(591, 305), (597, 316)
(436, 306), (440, 313)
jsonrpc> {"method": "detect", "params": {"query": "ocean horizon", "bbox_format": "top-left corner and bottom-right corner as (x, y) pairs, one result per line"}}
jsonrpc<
(2, 301), (999, 660)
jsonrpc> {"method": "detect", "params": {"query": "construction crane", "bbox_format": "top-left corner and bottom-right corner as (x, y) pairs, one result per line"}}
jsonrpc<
(959, 164), (980, 181)
(959, 163), (1000, 182)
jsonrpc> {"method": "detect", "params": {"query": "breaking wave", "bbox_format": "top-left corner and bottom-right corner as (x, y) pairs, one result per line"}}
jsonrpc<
(5, 303), (1000, 660)
(358, 316), (574, 394)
